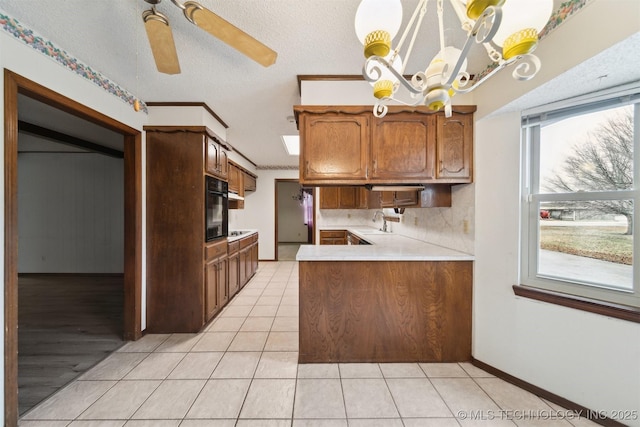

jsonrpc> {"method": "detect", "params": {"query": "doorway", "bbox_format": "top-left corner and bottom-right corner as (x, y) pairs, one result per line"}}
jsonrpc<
(4, 70), (143, 426)
(275, 179), (314, 260)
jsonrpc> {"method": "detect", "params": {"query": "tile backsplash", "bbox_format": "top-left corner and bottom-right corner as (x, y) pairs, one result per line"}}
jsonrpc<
(317, 184), (474, 254)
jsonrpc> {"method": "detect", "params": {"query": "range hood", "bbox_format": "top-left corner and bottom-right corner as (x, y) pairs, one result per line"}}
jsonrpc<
(228, 192), (245, 201)
(365, 184), (425, 192)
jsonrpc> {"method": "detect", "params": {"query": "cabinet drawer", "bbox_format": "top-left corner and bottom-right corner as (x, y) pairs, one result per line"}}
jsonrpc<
(205, 239), (228, 260)
(228, 240), (240, 254)
(239, 233), (256, 249)
(320, 230), (347, 238)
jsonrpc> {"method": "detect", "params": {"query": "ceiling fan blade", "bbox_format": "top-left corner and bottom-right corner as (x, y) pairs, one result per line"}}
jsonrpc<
(143, 8), (181, 75)
(183, 2), (277, 67)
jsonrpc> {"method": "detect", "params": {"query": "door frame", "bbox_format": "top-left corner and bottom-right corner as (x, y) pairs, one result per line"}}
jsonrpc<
(274, 179), (315, 260)
(4, 70), (143, 425)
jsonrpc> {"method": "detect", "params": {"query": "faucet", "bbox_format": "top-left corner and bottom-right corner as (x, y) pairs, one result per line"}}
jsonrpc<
(372, 210), (388, 232)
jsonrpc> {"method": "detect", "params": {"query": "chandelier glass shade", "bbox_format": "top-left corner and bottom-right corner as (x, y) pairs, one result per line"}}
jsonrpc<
(355, 0), (553, 117)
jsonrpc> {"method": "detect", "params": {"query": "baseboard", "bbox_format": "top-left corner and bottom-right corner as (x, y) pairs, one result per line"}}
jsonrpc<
(471, 358), (627, 427)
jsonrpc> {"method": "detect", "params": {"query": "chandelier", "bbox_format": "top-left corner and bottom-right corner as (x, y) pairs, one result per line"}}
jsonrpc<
(355, 0), (553, 117)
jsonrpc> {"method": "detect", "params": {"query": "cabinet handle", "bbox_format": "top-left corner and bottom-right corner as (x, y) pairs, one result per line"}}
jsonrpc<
(440, 160), (464, 174)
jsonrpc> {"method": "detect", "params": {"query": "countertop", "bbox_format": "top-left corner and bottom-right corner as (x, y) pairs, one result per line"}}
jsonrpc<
(227, 229), (258, 243)
(296, 226), (474, 261)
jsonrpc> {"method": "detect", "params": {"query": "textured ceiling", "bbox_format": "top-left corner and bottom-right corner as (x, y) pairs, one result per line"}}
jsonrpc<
(1, 0), (639, 167)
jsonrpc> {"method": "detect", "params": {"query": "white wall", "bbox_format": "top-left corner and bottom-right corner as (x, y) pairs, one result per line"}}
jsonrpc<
(277, 181), (308, 243)
(18, 151), (124, 273)
(475, 112), (640, 421)
(0, 20), (148, 415)
(472, 0), (640, 420)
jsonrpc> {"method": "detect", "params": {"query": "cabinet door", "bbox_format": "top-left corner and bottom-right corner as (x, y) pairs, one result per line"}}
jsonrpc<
(370, 113), (436, 181)
(319, 230), (347, 245)
(218, 148), (229, 179)
(319, 187), (339, 209)
(217, 258), (229, 308)
(205, 260), (221, 321)
(251, 242), (258, 277)
(239, 248), (250, 287)
(205, 138), (219, 176)
(300, 113), (369, 183)
(228, 253), (240, 297)
(228, 164), (240, 193)
(436, 113), (473, 181)
(320, 187), (360, 209)
(244, 173), (257, 192)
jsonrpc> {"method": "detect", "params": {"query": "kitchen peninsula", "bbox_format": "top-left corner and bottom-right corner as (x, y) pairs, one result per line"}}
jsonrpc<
(297, 228), (473, 363)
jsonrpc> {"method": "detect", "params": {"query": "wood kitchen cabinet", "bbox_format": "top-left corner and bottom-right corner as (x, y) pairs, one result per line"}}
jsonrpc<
(370, 111), (435, 181)
(228, 161), (257, 210)
(319, 230), (347, 245)
(298, 110), (369, 184)
(320, 187), (371, 209)
(206, 135), (229, 180)
(237, 233), (259, 288)
(294, 105), (475, 186)
(244, 173), (257, 192)
(227, 240), (240, 298)
(145, 126), (231, 333)
(436, 112), (473, 182)
(205, 239), (228, 321)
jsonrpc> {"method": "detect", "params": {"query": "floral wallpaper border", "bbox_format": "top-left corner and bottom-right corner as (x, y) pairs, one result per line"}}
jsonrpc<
(0, 12), (147, 114)
(474, 0), (592, 82)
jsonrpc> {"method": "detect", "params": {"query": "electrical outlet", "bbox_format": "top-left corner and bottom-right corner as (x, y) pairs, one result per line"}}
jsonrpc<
(463, 220), (469, 234)
(347, 213), (351, 219)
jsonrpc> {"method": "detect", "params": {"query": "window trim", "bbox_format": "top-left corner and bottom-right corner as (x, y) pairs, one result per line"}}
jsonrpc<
(513, 285), (640, 324)
(520, 91), (639, 310)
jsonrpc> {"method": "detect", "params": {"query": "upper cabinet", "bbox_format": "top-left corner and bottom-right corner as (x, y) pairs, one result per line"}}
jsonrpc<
(370, 112), (436, 182)
(298, 111), (369, 183)
(228, 160), (258, 210)
(435, 112), (473, 183)
(205, 135), (229, 180)
(320, 187), (369, 209)
(294, 105), (475, 186)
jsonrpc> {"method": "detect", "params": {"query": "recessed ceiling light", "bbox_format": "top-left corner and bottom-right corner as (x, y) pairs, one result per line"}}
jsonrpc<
(281, 135), (299, 156)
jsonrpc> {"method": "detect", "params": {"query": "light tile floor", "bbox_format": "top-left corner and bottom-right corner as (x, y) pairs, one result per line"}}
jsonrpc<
(20, 261), (598, 427)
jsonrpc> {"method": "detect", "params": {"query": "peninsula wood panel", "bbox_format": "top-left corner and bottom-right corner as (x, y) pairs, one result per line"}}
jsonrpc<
(299, 260), (472, 363)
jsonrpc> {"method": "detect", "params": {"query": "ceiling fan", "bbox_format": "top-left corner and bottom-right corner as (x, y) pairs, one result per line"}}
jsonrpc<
(141, 0), (277, 74)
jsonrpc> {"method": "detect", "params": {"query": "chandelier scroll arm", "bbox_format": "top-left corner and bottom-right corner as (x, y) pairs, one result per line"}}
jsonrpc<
(442, 5), (502, 88)
(363, 56), (423, 95)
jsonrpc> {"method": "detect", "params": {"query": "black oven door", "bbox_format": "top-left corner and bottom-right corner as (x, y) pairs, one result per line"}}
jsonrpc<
(205, 176), (228, 241)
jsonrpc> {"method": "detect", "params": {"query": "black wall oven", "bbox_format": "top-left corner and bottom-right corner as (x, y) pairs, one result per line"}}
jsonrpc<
(205, 176), (228, 241)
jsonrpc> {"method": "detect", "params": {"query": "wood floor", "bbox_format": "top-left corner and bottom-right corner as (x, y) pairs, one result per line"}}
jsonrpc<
(18, 274), (124, 416)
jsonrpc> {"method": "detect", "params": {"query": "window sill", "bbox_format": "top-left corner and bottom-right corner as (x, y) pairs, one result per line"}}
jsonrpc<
(513, 285), (640, 323)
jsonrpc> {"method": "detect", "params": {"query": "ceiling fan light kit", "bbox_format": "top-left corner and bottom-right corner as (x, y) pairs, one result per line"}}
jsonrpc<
(355, 0), (553, 118)
(142, 0), (277, 74)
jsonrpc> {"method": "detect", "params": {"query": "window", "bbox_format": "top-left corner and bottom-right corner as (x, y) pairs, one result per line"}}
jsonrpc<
(520, 87), (640, 309)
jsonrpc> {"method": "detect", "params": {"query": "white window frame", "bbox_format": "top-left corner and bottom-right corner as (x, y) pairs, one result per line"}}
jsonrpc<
(520, 85), (640, 309)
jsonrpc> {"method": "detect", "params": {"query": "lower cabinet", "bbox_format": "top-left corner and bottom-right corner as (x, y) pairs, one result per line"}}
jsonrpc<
(319, 230), (347, 245)
(238, 233), (259, 288)
(204, 239), (228, 322)
(228, 241), (240, 297)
